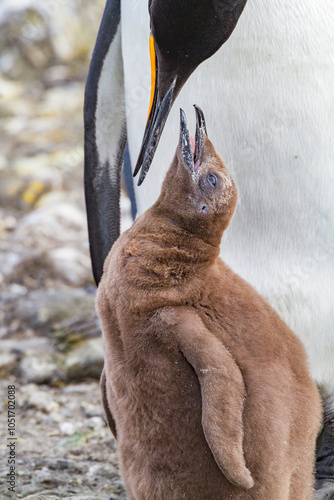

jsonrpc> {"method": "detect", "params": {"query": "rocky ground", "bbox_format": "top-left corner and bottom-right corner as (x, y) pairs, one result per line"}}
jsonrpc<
(0, 1), (131, 498)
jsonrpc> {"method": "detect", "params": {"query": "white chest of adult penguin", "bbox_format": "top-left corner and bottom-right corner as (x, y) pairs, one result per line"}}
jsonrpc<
(84, 0), (334, 496)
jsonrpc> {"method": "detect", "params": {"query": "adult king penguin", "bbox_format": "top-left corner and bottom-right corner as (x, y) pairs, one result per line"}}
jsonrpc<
(84, 0), (334, 497)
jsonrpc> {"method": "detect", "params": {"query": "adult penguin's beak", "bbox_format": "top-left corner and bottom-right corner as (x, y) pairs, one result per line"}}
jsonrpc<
(133, 0), (247, 186)
(133, 34), (180, 186)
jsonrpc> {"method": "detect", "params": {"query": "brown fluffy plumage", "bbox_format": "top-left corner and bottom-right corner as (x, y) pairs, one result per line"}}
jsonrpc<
(97, 111), (321, 499)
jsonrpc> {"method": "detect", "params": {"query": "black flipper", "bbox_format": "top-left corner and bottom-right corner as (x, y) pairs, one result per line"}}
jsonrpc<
(100, 367), (117, 438)
(84, 0), (126, 285)
(316, 421), (334, 499)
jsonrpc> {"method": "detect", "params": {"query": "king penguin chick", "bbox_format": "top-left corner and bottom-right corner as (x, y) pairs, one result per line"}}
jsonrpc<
(97, 106), (321, 500)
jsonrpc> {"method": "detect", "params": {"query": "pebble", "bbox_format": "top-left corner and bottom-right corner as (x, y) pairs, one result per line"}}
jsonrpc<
(35, 467), (63, 486)
(15, 202), (88, 248)
(60, 422), (75, 436)
(23, 385), (59, 413)
(0, 251), (22, 279)
(23, 496), (60, 500)
(81, 401), (104, 418)
(20, 352), (61, 385)
(49, 247), (92, 286)
(15, 289), (96, 332)
(64, 338), (104, 382)
(63, 383), (100, 394)
(0, 337), (50, 354)
(0, 352), (17, 378)
(86, 416), (105, 431)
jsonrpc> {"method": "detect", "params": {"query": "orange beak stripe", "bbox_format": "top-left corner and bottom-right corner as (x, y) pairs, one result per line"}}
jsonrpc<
(147, 33), (156, 122)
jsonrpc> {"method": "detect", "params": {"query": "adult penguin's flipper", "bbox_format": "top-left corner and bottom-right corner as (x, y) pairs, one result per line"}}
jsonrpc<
(84, 0), (126, 285)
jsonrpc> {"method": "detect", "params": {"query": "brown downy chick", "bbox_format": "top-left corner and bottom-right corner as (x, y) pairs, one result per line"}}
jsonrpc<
(97, 106), (321, 500)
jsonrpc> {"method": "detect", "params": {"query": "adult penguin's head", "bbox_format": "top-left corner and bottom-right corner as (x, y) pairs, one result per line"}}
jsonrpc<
(134, 0), (248, 185)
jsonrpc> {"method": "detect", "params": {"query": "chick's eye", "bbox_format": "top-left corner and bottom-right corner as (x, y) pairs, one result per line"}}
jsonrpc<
(207, 173), (217, 187)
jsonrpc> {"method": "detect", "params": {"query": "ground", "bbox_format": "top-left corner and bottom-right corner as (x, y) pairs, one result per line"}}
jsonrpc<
(1, 380), (126, 499)
(0, 2), (130, 498)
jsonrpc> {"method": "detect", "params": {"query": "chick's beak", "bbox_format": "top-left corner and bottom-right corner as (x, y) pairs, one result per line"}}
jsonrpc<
(180, 105), (208, 179)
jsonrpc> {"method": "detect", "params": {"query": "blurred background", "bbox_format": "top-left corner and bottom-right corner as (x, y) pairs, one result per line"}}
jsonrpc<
(0, 1), (130, 497)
